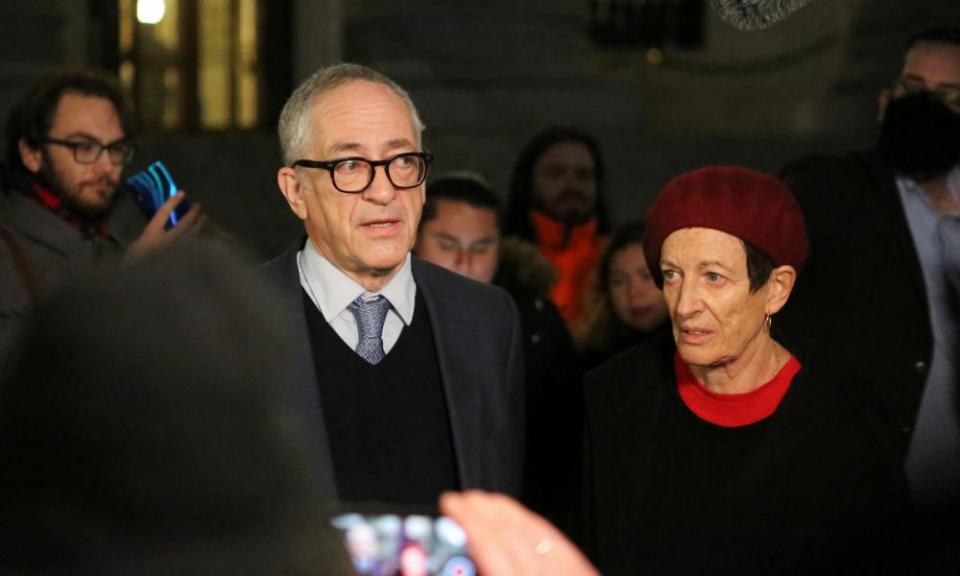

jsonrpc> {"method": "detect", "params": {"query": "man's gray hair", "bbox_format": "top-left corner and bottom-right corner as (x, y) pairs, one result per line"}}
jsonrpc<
(277, 63), (425, 166)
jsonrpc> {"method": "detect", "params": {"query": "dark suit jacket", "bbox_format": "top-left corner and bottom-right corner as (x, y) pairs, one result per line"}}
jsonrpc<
(778, 148), (933, 460)
(259, 238), (525, 501)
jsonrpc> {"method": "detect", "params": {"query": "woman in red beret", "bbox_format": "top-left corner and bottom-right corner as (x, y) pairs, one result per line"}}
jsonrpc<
(582, 166), (910, 575)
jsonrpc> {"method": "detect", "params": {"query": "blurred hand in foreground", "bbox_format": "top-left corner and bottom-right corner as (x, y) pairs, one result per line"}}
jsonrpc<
(440, 491), (599, 576)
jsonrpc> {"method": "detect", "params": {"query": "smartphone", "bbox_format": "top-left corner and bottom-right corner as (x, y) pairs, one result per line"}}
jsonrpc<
(331, 508), (475, 576)
(126, 160), (190, 230)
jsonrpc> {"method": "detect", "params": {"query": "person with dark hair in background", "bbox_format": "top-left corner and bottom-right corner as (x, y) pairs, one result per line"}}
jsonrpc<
(414, 172), (583, 536)
(266, 63), (524, 507)
(504, 126), (610, 331)
(415, 172), (502, 284)
(779, 26), (960, 562)
(0, 243), (352, 576)
(578, 220), (669, 371)
(584, 166), (909, 575)
(0, 70), (203, 375)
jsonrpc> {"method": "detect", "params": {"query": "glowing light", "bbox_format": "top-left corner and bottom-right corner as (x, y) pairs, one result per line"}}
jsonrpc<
(646, 48), (664, 66)
(137, 0), (166, 25)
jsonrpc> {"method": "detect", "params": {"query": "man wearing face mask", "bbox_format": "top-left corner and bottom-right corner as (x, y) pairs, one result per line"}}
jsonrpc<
(779, 26), (960, 559)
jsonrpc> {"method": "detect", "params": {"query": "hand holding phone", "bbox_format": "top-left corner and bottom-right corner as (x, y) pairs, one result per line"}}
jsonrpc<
(127, 160), (191, 230)
(124, 161), (205, 261)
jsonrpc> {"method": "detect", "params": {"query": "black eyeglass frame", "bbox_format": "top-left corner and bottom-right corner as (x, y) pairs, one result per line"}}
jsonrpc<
(43, 137), (135, 166)
(291, 151), (434, 194)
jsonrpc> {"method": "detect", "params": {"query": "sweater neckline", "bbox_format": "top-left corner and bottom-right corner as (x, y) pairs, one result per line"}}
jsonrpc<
(674, 352), (801, 428)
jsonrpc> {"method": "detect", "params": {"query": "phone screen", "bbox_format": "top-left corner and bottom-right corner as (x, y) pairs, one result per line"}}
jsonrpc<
(331, 512), (475, 576)
(126, 160), (190, 229)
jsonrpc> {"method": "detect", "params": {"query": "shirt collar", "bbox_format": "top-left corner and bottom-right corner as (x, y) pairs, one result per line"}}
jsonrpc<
(896, 166), (960, 217)
(299, 238), (416, 325)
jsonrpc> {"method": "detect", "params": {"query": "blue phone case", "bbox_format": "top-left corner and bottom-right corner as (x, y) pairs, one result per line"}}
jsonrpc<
(127, 160), (190, 229)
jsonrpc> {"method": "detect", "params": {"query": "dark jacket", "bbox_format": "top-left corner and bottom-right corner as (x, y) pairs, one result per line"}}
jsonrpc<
(495, 237), (583, 532)
(578, 313), (671, 373)
(0, 184), (125, 377)
(583, 332), (911, 575)
(778, 148), (934, 460)
(259, 238), (526, 501)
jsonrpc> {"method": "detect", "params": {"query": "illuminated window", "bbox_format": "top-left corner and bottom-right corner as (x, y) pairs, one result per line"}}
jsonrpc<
(119, 0), (267, 131)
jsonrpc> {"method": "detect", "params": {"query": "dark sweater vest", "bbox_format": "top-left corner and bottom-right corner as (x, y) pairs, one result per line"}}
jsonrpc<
(302, 289), (459, 505)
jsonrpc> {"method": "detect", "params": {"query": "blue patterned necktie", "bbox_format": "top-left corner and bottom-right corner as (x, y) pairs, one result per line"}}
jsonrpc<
(348, 295), (391, 365)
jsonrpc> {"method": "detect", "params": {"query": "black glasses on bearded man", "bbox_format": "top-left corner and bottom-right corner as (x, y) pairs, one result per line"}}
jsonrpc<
(892, 78), (960, 111)
(43, 137), (135, 166)
(291, 151), (434, 194)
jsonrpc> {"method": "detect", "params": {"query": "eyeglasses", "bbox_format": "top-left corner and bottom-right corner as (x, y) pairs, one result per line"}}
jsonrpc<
(892, 78), (960, 111)
(43, 137), (135, 166)
(291, 151), (433, 194)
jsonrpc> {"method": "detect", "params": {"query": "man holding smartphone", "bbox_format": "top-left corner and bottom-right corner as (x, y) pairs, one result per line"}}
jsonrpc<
(263, 63), (524, 505)
(0, 70), (202, 374)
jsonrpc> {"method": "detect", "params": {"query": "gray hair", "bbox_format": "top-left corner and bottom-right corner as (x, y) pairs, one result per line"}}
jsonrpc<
(277, 63), (425, 166)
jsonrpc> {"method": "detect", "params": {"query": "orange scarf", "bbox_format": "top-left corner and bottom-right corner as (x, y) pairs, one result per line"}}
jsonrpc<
(530, 210), (603, 328)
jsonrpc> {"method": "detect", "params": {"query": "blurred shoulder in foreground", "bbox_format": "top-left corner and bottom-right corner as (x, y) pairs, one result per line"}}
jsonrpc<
(0, 241), (351, 576)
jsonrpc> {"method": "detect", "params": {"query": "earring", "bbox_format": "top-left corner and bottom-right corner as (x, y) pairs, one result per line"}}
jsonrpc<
(765, 314), (772, 330)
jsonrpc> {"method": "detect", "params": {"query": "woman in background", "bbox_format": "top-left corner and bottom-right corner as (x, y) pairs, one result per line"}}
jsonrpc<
(578, 220), (669, 370)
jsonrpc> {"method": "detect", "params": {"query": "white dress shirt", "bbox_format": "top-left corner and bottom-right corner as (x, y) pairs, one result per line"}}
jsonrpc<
(297, 238), (416, 354)
(898, 168), (960, 505)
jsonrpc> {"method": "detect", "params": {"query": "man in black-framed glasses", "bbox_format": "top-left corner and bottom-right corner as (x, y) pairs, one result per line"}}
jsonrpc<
(7, 75), (136, 224)
(291, 152), (433, 194)
(0, 70), (202, 375)
(41, 136), (135, 167)
(263, 63), (524, 508)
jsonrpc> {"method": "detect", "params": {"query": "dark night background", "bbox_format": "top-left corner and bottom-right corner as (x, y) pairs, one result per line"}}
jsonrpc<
(2, 0), (959, 259)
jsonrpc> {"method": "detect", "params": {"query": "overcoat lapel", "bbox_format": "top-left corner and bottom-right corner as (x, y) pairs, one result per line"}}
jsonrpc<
(412, 258), (478, 489)
(267, 239), (339, 501)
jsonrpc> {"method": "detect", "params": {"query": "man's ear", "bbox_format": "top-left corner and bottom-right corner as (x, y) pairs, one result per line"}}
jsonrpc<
(878, 87), (892, 123)
(18, 138), (42, 174)
(277, 167), (308, 221)
(766, 265), (797, 317)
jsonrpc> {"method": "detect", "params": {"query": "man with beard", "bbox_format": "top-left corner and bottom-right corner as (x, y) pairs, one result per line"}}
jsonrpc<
(778, 26), (960, 564)
(0, 71), (201, 374)
(504, 127), (610, 330)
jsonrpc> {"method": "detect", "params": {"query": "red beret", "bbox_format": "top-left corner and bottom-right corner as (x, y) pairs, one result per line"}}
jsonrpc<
(643, 165), (809, 288)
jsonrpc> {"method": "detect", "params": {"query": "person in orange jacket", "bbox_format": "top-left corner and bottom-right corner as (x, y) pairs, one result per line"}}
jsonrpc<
(504, 126), (610, 330)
